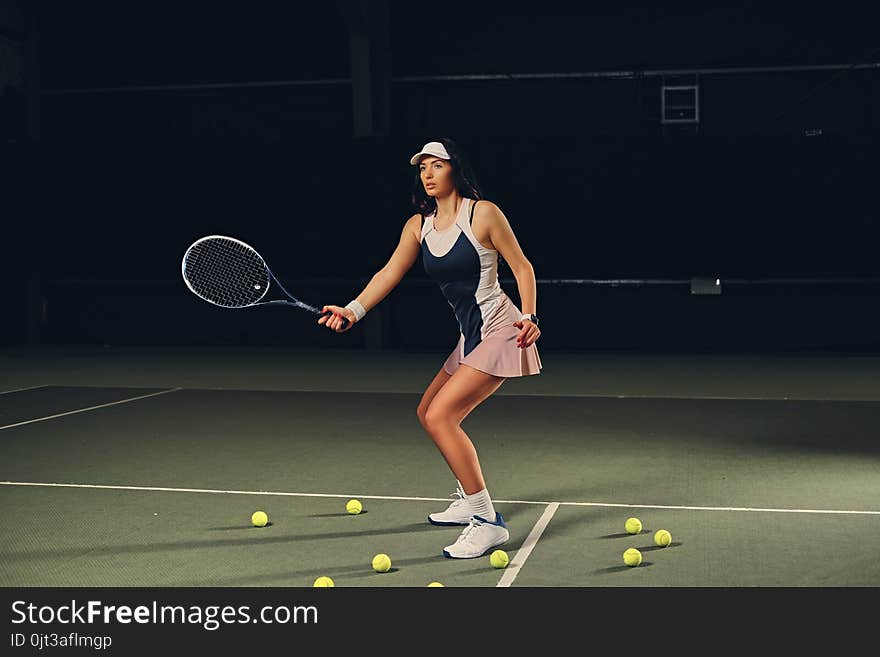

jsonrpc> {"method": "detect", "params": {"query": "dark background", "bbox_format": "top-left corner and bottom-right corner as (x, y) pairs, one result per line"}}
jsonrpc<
(2, 1), (879, 351)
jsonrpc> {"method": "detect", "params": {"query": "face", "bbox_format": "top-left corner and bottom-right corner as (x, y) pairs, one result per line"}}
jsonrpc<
(418, 156), (454, 197)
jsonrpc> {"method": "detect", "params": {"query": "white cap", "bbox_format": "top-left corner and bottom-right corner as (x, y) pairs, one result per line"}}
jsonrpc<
(409, 141), (450, 165)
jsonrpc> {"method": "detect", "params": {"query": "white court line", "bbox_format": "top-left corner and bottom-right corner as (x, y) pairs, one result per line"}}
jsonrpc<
(133, 387), (880, 402)
(512, 393), (880, 402)
(21, 383), (880, 403)
(0, 384), (48, 395)
(169, 386), (880, 402)
(0, 481), (453, 503)
(1, 481), (879, 515)
(493, 498), (880, 515)
(0, 388), (182, 431)
(498, 503), (559, 588)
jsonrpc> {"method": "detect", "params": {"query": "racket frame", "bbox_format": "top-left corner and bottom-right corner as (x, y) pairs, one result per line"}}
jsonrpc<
(182, 234), (348, 326)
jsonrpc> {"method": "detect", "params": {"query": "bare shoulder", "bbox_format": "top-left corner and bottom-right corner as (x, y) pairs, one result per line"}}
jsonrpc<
(472, 200), (511, 234)
(470, 200), (507, 250)
(473, 200), (506, 223)
(405, 213), (423, 242)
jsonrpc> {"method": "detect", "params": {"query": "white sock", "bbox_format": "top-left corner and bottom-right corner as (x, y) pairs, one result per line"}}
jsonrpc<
(465, 488), (496, 523)
(454, 480), (472, 509)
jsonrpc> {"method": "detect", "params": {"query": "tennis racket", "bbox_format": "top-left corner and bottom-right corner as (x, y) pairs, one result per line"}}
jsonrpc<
(181, 235), (348, 328)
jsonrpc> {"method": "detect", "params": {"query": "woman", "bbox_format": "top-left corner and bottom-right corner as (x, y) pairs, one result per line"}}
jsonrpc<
(319, 138), (542, 558)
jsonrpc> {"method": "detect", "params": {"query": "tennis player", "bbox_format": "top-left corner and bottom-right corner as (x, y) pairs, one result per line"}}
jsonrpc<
(319, 138), (542, 558)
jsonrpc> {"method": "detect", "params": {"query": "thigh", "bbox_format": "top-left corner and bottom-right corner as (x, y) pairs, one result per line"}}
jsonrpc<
(417, 365), (453, 415)
(426, 364), (506, 425)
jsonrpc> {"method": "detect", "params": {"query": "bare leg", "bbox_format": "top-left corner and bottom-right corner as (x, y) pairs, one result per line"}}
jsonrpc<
(416, 366), (453, 429)
(420, 365), (506, 495)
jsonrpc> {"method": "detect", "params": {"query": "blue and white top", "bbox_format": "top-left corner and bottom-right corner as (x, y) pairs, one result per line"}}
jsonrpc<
(420, 198), (512, 357)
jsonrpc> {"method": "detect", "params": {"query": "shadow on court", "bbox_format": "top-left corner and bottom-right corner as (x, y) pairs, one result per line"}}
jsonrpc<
(592, 562), (655, 575)
(307, 510), (370, 518)
(639, 542), (684, 552)
(173, 557), (464, 587)
(598, 530), (652, 539)
(2, 522), (437, 563)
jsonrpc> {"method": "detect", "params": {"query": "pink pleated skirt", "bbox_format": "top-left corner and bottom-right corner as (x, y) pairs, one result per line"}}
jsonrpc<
(442, 294), (543, 379)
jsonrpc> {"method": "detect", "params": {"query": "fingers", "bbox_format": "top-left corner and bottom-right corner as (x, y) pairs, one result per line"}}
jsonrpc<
(328, 313), (345, 331)
(514, 320), (540, 348)
(318, 306), (350, 332)
(516, 328), (541, 348)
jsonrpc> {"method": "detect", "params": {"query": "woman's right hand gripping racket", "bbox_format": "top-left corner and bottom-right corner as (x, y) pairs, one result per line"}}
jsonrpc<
(317, 304), (356, 332)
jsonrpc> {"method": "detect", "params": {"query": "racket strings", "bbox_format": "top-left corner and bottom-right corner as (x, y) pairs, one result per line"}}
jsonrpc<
(183, 237), (270, 308)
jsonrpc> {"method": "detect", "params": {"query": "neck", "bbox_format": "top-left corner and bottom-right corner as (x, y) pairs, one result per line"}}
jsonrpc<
(433, 192), (463, 222)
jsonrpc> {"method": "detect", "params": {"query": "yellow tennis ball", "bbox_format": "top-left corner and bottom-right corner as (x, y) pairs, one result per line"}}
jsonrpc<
(623, 548), (642, 567)
(489, 549), (509, 569)
(654, 529), (672, 547)
(625, 517), (642, 534)
(427, 582), (444, 587)
(372, 553), (392, 573)
(313, 576), (334, 587)
(251, 511), (268, 527)
(346, 499), (362, 514)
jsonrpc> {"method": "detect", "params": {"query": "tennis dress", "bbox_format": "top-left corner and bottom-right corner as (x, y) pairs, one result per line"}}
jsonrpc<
(420, 198), (542, 378)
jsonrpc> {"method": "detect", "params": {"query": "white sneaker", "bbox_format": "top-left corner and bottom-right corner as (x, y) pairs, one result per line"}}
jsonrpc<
(442, 513), (510, 559)
(428, 485), (474, 526)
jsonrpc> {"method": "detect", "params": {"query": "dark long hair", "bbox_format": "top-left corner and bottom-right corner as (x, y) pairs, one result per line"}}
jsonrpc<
(410, 138), (484, 217)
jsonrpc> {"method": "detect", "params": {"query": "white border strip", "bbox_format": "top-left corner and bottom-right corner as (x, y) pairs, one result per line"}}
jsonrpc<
(498, 503), (559, 588)
(0, 481), (878, 515)
(0, 384), (48, 395)
(0, 388), (182, 431)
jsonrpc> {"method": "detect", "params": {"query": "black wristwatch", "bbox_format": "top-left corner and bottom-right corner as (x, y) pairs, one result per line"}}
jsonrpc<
(521, 313), (539, 326)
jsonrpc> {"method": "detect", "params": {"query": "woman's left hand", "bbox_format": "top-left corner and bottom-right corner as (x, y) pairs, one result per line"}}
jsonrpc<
(513, 319), (541, 349)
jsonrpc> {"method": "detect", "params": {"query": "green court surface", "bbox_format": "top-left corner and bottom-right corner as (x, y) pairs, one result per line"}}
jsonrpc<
(2, 346), (879, 587)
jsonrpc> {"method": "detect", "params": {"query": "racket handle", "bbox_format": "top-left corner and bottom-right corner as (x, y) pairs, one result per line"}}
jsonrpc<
(321, 309), (349, 329)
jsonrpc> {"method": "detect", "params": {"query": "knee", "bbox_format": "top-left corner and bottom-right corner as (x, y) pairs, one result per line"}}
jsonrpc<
(423, 404), (454, 433)
(416, 404), (430, 429)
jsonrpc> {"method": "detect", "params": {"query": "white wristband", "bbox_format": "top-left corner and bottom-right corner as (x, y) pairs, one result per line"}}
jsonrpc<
(345, 300), (366, 322)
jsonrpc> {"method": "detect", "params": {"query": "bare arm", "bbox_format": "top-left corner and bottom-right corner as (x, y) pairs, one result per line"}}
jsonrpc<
(479, 201), (537, 315)
(319, 214), (422, 331)
(479, 201), (542, 349)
